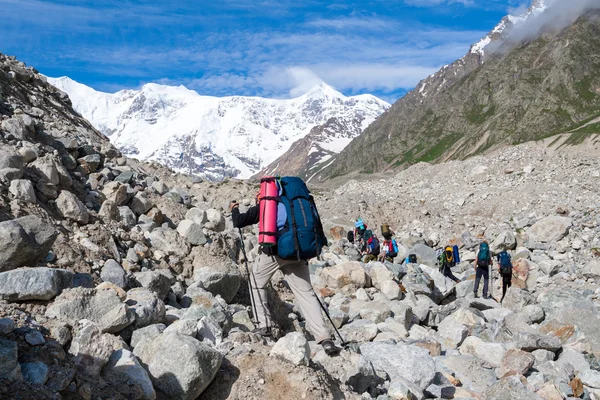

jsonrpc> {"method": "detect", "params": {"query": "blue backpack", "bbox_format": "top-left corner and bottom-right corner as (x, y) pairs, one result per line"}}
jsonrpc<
(275, 177), (327, 260)
(477, 242), (490, 267)
(498, 251), (512, 275)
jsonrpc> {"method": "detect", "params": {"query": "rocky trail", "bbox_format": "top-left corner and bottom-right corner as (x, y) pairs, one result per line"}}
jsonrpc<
(1, 52), (600, 400)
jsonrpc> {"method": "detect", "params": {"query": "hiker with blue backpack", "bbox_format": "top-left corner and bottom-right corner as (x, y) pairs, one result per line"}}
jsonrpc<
(473, 241), (493, 299)
(362, 230), (380, 262)
(497, 250), (513, 302)
(230, 176), (340, 356)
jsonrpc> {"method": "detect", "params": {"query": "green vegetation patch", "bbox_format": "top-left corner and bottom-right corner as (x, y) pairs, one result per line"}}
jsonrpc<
(415, 132), (463, 163)
(465, 104), (496, 125)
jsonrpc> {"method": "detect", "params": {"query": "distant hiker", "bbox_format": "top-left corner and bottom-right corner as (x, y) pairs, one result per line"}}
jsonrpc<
(380, 236), (399, 262)
(362, 232), (380, 263)
(473, 241), (493, 299)
(230, 176), (340, 356)
(354, 219), (367, 242)
(497, 250), (513, 302)
(438, 246), (460, 283)
(380, 223), (395, 240)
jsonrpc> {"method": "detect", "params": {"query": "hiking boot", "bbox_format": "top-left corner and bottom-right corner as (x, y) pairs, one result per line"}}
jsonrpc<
(321, 339), (341, 356)
(473, 293), (479, 298)
(252, 327), (272, 337)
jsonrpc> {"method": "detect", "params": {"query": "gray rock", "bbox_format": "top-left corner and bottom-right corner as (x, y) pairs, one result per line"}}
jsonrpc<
(164, 319), (198, 337)
(69, 320), (127, 376)
(527, 216), (572, 243)
(360, 301), (393, 324)
(368, 263), (395, 290)
(25, 330), (45, 346)
(77, 154), (101, 173)
(149, 228), (190, 258)
(490, 231), (517, 253)
(130, 192), (154, 216)
(436, 355), (496, 393)
(126, 288), (166, 329)
(1, 115), (35, 141)
(388, 378), (425, 400)
(0, 217), (57, 272)
(115, 171), (134, 184)
(502, 287), (535, 312)
(20, 361), (49, 386)
(538, 260), (561, 276)
(56, 191), (89, 224)
(177, 220), (207, 246)
(133, 270), (175, 300)
(556, 348), (590, 374)
(133, 332), (223, 400)
(45, 367), (75, 392)
(0, 167), (23, 182)
(579, 369), (600, 389)
(459, 336), (507, 368)
(9, 179), (36, 203)
(151, 181), (169, 195)
(0, 318), (15, 335)
(270, 332), (310, 366)
(185, 208), (207, 225)
(340, 319), (379, 342)
(101, 259), (127, 288)
(515, 332), (562, 352)
(118, 206), (137, 227)
(103, 181), (129, 205)
(406, 244), (437, 268)
(499, 348), (535, 377)
(437, 315), (469, 350)
(0, 267), (73, 301)
(582, 260), (600, 279)
(484, 376), (544, 399)
(360, 342), (436, 390)
(103, 349), (156, 400)
(0, 148), (23, 170)
(204, 209), (225, 231)
(31, 155), (71, 188)
(98, 200), (120, 221)
(0, 339), (22, 381)
(520, 304), (545, 324)
(197, 317), (223, 346)
(46, 287), (135, 333)
(131, 324), (166, 348)
(192, 262), (241, 303)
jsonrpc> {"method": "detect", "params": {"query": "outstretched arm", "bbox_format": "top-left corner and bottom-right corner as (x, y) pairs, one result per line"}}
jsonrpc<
(231, 203), (260, 228)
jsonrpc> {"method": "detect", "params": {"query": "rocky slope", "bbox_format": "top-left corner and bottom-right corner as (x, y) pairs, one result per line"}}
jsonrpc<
(2, 49), (600, 400)
(48, 77), (389, 181)
(321, 2), (600, 180)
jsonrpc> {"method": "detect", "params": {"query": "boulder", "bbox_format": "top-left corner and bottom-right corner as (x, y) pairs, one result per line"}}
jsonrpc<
(437, 355), (497, 393)
(192, 262), (241, 303)
(1, 115), (35, 141)
(103, 181), (129, 205)
(197, 316), (223, 346)
(339, 319), (379, 342)
(103, 349), (156, 400)
(133, 332), (222, 400)
(270, 332), (311, 366)
(515, 332), (562, 352)
(0, 339), (22, 381)
(484, 376), (544, 400)
(437, 315), (469, 350)
(9, 179), (36, 203)
(125, 288), (166, 329)
(368, 263), (395, 290)
(131, 324), (166, 348)
(0, 216), (57, 272)
(152, 181), (169, 195)
(69, 320), (127, 376)
(0, 318), (15, 335)
(98, 200), (120, 221)
(20, 361), (49, 386)
(118, 206), (137, 227)
(100, 259), (127, 288)
(46, 287), (135, 333)
(490, 231), (517, 253)
(579, 370), (600, 389)
(381, 280), (402, 300)
(499, 349), (536, 377)
(360, 301), (393, 324)
(77, 154), (101, 173)
(320, 261), (369, 289)
(527, 216), (572, 243)
(459, 336), (508, 368)
(133, 270), (175, 300)
(130, 192), (154, 216)
(56, 191), (89, 224)
(149, 228), (190, 258)
(582, 260), (600, 279)
(177, 220), (207, 246)
(0, 148), (23, 170)
(185, 208), (207, 225)
(164, 319), (198, 337)
(388, 378), (425, 400)
(0, 267), (73, 301)
(25, 330), (45, 346)
(31, 155), (71, 188)
(204, 209), (225, 231)
(406, 244), (437, 268)
(360, 342), (436, 390)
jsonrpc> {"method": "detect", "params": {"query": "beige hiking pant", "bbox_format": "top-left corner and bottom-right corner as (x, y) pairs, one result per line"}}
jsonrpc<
(251, 252), (331, 343)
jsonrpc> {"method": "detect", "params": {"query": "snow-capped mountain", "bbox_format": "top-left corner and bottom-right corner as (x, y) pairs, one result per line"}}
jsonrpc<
(48, 77), (389, 180)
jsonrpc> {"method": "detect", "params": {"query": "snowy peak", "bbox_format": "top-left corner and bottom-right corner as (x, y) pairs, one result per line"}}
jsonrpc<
(48, 77), (389, 181)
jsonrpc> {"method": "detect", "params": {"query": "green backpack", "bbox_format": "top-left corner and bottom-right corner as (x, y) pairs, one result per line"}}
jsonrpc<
(477, 242), (490, 267)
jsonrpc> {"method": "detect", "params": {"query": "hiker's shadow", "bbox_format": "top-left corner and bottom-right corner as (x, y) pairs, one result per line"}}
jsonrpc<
(197, 359), (240, 400)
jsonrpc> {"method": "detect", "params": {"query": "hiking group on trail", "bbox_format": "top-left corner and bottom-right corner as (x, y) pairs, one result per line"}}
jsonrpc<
(229, 175), (515, 359)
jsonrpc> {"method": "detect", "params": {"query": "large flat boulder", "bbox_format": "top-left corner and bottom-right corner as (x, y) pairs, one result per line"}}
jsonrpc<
(0, 267), (73, 301)
(0, 216), (57, 272)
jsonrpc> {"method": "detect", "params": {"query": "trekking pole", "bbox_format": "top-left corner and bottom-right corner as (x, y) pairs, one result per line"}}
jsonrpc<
(312, 289), (347, 346)
(238, 228), (259, 325)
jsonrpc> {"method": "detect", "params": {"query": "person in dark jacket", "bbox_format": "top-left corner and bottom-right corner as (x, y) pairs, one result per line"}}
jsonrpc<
(230, 201), (340, 356)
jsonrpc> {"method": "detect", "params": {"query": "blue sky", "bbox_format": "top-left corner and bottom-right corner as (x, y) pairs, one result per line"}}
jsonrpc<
(1, 0), (524, 102)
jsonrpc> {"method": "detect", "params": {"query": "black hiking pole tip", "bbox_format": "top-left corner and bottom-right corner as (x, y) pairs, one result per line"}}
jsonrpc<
(313, 289), (347, 347)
